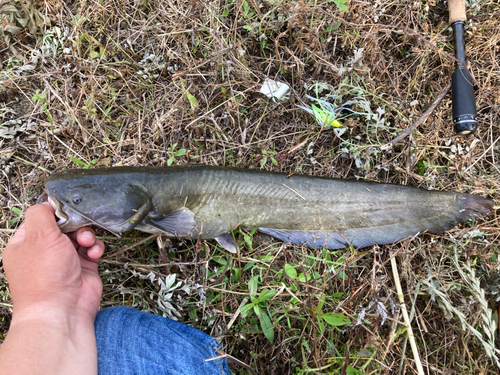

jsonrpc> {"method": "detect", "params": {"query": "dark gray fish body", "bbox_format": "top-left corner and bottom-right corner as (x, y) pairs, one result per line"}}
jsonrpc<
(44, 165), (493, 252)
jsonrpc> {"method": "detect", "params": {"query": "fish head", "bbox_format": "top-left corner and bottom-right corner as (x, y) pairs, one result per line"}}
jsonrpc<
(44, 169), (151, 233)
(38, 192), (94, 232)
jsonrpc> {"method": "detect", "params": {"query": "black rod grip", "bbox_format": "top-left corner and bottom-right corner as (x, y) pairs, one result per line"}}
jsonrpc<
(451, 68), (477, 134)
(451, 21), (477, 135)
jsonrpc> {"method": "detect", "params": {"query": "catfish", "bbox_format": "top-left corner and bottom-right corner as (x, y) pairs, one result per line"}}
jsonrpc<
(43, 165), (493, 253)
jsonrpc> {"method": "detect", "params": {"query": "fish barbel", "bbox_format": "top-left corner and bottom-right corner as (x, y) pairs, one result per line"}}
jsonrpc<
(43, 165), (493, 253)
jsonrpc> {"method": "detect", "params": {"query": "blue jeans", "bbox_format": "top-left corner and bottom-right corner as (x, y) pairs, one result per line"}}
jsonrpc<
(95, 306), (230, 374)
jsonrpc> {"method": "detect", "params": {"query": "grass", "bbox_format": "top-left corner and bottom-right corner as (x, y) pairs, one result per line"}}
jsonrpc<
(1, 0), (500, 373)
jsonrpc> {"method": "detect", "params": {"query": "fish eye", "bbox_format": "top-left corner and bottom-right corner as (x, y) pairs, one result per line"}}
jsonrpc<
(72, 195), (82, 204)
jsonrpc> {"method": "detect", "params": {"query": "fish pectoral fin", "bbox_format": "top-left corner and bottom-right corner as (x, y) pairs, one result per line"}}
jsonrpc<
(146, 207), (196, 237)
(258, 228), (350, 250)
(116, 197), (152, 233)
(215, 233), (239, 253)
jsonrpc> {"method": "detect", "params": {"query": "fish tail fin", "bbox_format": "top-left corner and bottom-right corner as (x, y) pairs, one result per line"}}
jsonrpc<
(457, 193), (493, 221)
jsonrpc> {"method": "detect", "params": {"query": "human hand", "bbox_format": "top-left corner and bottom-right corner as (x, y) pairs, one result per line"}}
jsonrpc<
(2, 203), (105, 323)
(0, 203), (104, 374)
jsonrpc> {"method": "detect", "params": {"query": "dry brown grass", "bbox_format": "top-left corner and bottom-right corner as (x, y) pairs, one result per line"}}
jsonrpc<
(1, 0), (499, 373)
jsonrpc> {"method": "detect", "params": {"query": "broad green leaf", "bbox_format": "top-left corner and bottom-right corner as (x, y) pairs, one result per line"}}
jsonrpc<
(318, 317), (325, 335)
(256, 253), (273, 262)
(346, 365), (362, 375)
(11, 207), (22, 215)
(180, 81), (198, 110)
(259, 311), (274, 342)
(243, 233), (252, 248)
(298, 272), (311, 283)
(188, 308), (197, 321)
(284, 264), (297, 279)
(242, 261), (255, 271)
(175, 148), (186, 157)
(322, 313), (351, 326)
(240, 303), (254, 317)
(248, 276), (259, 298)
(243, 1), (250, 14)
(318, 293), (326, 311)
(329, 0), (350, 12)
(253, 304), (261, 317)
(10, 217), (20, 225)
(231, 267), (241, 282)
(211, 256), (227, 265)
(257, 289), (276, 303)
(167, 156), (175, 166)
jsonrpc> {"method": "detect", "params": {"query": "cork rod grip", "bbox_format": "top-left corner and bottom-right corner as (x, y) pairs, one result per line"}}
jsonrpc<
(449, 0), (467, 24)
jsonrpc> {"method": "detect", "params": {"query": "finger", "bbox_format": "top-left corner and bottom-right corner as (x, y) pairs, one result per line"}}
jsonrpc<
(77, 246), (100, 273)
(77, 238), (104, 262)
(68, 227), (96, 248)
(24, 203), (59, 239)
(86, 240), (105, 260)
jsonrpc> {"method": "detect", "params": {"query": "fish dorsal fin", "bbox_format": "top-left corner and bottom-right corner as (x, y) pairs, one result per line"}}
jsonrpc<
(147, 207), (196, 237)
(215, 233), (239, 253)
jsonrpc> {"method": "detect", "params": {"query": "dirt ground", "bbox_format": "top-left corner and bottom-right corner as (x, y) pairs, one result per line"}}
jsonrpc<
(1, 0), (499, 373)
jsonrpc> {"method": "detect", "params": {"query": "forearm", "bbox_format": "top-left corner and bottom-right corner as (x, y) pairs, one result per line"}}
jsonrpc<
(0, 308), (97, 375)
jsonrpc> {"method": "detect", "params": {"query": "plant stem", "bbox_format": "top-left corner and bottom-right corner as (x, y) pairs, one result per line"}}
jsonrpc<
(391, 256), (425, 375)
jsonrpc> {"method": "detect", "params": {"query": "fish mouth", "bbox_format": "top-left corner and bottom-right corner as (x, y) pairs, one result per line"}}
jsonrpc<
(48, 196), (70, 227)
(38, 192), (70, 227)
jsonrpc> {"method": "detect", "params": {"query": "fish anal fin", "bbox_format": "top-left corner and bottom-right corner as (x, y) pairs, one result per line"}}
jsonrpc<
(146, 207), (196, 237)
(258, 226), (439, 250)
(258, 228), (349, 250)
(215, 233), (239, 253)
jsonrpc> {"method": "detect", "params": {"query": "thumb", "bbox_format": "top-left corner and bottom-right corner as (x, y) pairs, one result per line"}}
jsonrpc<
(5, 223), (26, 248)
(24, 203), (60, 241)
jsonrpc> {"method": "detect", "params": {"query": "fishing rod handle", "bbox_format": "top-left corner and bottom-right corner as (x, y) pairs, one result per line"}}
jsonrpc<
(451, 60), (477, 134)
(448, 0), (466, 24)
(449, 1), (478, 135)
